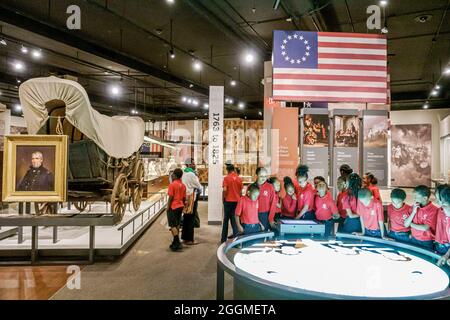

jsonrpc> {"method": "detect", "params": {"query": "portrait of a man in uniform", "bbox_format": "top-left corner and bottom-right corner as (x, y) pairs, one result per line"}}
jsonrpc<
(16, 151), (55, 191)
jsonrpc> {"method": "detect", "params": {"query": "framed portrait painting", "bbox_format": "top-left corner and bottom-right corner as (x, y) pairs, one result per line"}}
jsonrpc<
(2, 135), (68, 202)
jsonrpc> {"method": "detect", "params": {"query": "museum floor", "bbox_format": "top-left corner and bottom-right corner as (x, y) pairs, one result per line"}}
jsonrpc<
(0, 202), (232, 300)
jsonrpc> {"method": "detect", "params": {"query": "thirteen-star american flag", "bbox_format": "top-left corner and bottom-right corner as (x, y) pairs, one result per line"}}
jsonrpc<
(272, 30), (388, 103)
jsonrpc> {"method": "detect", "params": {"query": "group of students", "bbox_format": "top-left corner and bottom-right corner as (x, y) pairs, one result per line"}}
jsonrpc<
(221, 163), (450, 266)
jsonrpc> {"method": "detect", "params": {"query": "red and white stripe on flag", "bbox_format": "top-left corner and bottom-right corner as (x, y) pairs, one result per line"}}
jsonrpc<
(273, 32), (387, 104)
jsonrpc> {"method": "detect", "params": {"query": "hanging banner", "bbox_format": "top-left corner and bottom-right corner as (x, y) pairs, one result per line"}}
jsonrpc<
(363, 111), (389, 187)
(332, 109), (360, 186)
(301, 108), (330, 183)
(272, 108), (299, 178)
(207, 86), (224, 224)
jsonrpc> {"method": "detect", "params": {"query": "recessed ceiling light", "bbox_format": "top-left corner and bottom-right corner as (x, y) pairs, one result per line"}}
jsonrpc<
(238, 102), (245, 109)
(169, 49), (175, 59)
(444, 67), (450, 75)
(431, 90), (438, 96)
(229, 98), (234, 104)
(434, 85), (441, 90)
(110, 85), (121, 96)
(14, 62), (24, 71)
(182, 96), (187, 102)
(187, 98), (192, 104)
(423, 103), (429, 109)
(0, 38), (7, 46)
(258, 111), (263, 116)
(189, 84), (194, 88)
(193, 60), (202, 71)
(230, 80), (237, 86)
(204, 103), (209, 109)
(32, 49), (42, 59)
(21, 46), (28, 54)
(17, 79), (21, 84)
(379, 0), (388, 6)
(166, 0), (175, 4)
(15, 104), (22, 112)
(244, 52), (255, 64)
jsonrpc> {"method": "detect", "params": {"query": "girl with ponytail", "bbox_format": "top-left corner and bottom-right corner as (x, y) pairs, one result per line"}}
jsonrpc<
(363, 172), (382, 201)
(341, 173), (363, 233)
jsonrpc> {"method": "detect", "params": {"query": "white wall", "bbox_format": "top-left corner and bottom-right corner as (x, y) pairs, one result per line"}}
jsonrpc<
(390, 109), (450, 179)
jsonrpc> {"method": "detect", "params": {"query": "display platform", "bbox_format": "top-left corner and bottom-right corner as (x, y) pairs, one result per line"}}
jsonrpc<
(0, 192), (168, 262)
(217, 232), (450, 300)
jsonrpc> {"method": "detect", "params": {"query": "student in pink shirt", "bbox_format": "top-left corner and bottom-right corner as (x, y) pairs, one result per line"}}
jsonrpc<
(315, 181), (340, 237)
(404, 185), (439, 251)
(341, 173), (363, 234)
(357, 188), (385, 238)
(336, 176), (348, 232)
(295, 165), (316, 220)
(280, 177), (298, 220)
(434, 185), (450, 258)
(235, 183), (264, 235)
(267, 177), (282, 225)
(363, 172), (382, 202)
(387, 188), (412, 243)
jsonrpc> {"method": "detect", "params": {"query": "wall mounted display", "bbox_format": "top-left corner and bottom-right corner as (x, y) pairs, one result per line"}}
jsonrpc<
(362, 112), (389, 187)
(301, 109), (330, 183)
(391, 124), (432, 187)
(363, 116), (388, 148)
(332, 110), (360, 186)
(303, 114), (329, 147)
(334, 115), (359, 148)
(2, 135), (68, 202)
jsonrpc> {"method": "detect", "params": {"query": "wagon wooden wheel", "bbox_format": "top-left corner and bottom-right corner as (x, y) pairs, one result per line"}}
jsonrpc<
(34, 202), (57, 215)
(73, 201), (89, 212)
(131, 159), (144, 211)
(111, 173), (129, 221)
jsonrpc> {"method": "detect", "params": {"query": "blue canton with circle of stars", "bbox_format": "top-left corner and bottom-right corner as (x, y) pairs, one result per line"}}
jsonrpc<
(273, 30), (318, 69)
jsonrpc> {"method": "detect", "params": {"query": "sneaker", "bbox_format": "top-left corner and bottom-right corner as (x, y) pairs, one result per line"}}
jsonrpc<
(172, 241), (183, 251)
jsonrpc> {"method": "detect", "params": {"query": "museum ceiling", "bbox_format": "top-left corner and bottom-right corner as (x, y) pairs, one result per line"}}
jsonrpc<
(0, 0), (449, 120)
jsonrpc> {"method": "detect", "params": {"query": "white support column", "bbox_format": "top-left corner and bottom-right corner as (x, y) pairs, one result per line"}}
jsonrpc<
(207, 86), (224, 225)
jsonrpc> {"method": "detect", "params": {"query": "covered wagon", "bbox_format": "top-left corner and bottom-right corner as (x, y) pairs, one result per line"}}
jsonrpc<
(19, 76), (145, 222)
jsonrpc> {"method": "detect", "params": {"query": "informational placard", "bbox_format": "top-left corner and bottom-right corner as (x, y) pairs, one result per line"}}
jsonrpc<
(272, 107), (298, 178)
(301, 108), (330, 183)
(207, 86), (224, 224)
(332, 109), (360, 186)
(363, 111), (388, 187)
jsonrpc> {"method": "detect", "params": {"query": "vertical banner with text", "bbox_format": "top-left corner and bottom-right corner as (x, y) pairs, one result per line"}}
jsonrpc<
(301, 108), (330, 183)
(271, 108), (299, 178)
(208, 86), (224, 224)
(332, 109), (360, 187)
(362, 110), (389, 187)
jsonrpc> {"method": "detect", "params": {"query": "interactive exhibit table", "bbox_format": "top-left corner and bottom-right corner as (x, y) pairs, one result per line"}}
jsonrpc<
(217, 220), (450, 300)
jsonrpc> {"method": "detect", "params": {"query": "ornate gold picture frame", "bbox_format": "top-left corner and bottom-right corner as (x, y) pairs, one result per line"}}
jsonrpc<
(2, 135), (68, 202)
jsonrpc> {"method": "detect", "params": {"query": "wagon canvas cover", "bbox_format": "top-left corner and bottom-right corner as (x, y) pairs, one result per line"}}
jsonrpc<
(19, 76), (144, 158)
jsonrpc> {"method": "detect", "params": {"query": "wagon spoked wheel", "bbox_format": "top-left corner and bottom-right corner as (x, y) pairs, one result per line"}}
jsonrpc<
(131, 160), (144, 211)
(34, 202), (56, 216)
(111, 173), (129, 221)
(73, 201), (89, 212)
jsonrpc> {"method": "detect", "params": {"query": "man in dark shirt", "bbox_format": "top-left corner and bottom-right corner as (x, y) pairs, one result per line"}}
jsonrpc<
(17, 151), (54, 191)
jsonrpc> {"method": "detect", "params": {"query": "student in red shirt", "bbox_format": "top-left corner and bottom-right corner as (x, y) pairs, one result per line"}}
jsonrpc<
(166, 168), (186, 251)
(363, 172), (382, 202)
(341, 173), (363, 234)
(235, 183), (264, 235)
(280, 177), (297, 220)
(336, 176), (348, 232)
(434, 185), (450, 257)
(387, 188), (412, 243)
(404, 185), (439, 250)
(357, 188), (385, 238)
(295, 165), (316, 220)
(315, 181), (340, 237)
(221, 164), (243, 243)
(254, 167), (277, 231)
(267, 177), (282, 227)
(313, 176), (326, 190)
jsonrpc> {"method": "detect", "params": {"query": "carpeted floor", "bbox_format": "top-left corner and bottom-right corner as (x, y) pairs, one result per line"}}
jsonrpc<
(51, 201), (233, 300)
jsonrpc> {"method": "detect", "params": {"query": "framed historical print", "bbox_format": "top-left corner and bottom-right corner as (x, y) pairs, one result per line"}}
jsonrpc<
(2, 135), (68, 202)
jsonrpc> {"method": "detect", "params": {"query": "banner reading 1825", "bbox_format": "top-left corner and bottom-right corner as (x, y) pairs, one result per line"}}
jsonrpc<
(208, 86), (224, 224)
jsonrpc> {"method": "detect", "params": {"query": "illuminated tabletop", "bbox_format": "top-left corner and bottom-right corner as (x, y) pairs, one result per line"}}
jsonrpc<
(217, 233), (450, 300)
